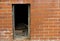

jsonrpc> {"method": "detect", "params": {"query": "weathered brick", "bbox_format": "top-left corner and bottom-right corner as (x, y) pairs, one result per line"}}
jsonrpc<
(0, 0), (60, 41)
(0, 0), (9, 2)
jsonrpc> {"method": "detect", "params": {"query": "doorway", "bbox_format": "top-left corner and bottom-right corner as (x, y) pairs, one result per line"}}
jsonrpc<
(12, 4), (30, 38)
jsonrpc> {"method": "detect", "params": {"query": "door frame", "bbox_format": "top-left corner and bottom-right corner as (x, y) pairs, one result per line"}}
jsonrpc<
(12, 4), (30, 39)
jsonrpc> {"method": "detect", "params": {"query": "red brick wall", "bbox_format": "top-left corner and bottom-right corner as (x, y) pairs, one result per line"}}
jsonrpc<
(30, 0), (60, 41)
(0, 3), (12, 41)
(0, 0), (60, 41)
(0, 0), (24, 41)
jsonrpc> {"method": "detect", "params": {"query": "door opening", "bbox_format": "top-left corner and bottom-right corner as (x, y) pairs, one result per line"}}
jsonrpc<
(12, 4), (30, 38)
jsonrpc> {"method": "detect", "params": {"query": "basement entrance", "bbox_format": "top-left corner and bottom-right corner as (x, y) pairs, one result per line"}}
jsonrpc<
(12, 4), (30, 38)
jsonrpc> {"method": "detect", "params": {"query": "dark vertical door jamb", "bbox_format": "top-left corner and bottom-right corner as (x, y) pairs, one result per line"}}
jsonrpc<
(12, 5), (15, 39)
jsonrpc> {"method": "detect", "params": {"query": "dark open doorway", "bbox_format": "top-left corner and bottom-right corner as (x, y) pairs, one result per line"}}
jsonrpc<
(12, 4), (30, 38)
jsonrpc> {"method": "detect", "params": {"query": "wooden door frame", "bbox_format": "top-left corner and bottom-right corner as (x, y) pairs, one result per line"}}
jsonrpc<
(12, 4), (30, 39)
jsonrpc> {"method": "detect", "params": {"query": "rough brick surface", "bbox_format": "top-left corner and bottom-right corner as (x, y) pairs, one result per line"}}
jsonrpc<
(0, 0), (13, 41)
(30, 0), (60, 40)
(0, 0), (60, 41)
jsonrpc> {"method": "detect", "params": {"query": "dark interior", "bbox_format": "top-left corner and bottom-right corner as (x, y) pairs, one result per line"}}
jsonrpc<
(13, 4), (30, 29)
(15, 4), (28, 26)
(13, 4), (30, 37)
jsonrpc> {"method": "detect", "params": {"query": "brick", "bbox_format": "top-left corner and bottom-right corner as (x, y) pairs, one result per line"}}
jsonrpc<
(0, 9), (12, 12)
(0, 3), (11, 9)
(0, 0), (9, 2)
